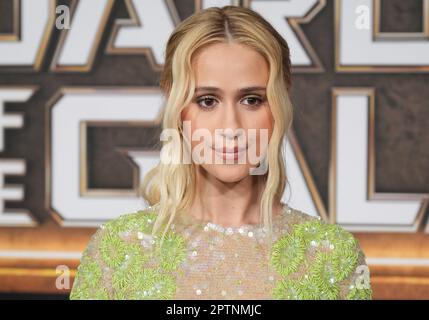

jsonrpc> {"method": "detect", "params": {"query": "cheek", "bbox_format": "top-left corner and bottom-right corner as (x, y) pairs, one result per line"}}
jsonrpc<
(260, 112), (274, 136)
(181, 104), (212, 130)
(246, 107), (274, 138)
(247, 108), (274, 156)
(181, 105), (212, 150)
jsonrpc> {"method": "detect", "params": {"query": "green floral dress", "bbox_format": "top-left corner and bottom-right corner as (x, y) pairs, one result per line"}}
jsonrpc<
(69, 204), (372, 300)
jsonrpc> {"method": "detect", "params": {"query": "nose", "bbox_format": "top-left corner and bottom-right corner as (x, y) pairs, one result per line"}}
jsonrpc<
(219, 100), (243, 139)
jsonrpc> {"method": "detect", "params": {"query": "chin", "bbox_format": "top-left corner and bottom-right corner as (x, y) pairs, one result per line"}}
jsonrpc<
(202, 164), (253, 183)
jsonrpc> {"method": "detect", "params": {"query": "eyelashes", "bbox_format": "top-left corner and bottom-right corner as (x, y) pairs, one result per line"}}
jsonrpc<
(194, 95), (266, 111)
(195, 96), (217, 110)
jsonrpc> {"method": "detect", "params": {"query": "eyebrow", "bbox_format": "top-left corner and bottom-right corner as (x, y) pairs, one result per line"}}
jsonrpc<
(194, 86), (266, 94)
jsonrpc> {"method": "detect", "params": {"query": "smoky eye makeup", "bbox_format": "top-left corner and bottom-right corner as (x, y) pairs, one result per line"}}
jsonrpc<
(241, 95), (266, 107)
(194, 93), (266, 111)
(195, 95), (218, 110)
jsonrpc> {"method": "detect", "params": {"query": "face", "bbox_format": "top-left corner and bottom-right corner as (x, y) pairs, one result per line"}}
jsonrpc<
(181, 42), (274, 183)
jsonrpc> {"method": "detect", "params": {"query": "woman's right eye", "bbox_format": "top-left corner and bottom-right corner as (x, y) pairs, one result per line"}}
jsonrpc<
(196, 96), (218, 110)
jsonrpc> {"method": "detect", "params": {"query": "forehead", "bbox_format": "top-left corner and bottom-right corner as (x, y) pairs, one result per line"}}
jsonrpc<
(191, 42), (269, 87)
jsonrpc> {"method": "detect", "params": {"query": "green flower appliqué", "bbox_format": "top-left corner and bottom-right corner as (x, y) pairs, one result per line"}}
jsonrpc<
(70, 255), (108, 300)
(332, 246), (359, 282)
(270, 218), (365, 300)
(112, 261), (177, 300)
(296, 274), (322, 300)
(272, 278), (301, 300)
(105, 210), (158, 234)
(325, 223), (358, 251)
(157, 231), (187, 271)
(104, 209), (187, 299)
(346, 285), (372, 300)
(270, 233), (306, 277)
(111, 249), (149, 291)
(310, 252), (340, 299)
(99, 231), (143, 269)
(294, 220), (325, 247)
(72, 208), (189, 300)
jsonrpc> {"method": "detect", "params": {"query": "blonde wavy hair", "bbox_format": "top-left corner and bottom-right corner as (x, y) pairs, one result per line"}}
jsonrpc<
(141, 5), (293, 244)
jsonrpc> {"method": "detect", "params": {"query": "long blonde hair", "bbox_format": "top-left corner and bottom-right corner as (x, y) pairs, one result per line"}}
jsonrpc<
(141, 5), (293, 244)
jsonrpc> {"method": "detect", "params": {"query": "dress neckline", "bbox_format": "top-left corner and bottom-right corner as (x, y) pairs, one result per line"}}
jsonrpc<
(176, 203), (291, 236)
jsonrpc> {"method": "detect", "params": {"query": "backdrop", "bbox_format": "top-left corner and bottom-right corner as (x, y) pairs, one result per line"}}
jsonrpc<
(0, 0), (428, 299)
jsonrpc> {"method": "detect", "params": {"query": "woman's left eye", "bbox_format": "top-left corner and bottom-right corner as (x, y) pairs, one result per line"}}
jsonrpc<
(241, 96), (264, 107)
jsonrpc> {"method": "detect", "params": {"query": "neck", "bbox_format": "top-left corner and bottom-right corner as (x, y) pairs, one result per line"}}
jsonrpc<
(188, 166), (279, 227)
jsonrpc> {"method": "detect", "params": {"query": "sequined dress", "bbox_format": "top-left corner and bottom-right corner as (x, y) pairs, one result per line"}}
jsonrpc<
(69, 204), (372, 300)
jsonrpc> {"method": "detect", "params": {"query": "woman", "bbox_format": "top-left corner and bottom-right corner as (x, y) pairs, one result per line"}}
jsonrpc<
(70, 5), (372, 300)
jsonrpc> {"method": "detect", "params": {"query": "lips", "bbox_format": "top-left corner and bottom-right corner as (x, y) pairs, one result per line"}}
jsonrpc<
(214, 146), (247, 153)
(213, 145), (247, 161)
